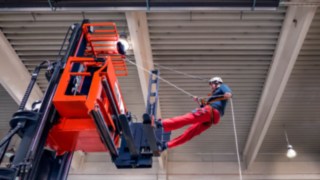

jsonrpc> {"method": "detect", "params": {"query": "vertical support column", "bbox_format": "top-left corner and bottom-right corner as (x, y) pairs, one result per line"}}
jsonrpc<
(126, 11), (166, 170)
(126, 12), (154, 106)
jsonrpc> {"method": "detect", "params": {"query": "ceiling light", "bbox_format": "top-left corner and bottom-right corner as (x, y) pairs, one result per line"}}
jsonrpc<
(284, 127), (297, 159)
(287, 145), (297, 158)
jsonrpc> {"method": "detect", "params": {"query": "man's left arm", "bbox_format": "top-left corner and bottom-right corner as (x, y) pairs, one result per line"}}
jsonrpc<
(221, 84), (232, 99)
(206, 84), (232, 104)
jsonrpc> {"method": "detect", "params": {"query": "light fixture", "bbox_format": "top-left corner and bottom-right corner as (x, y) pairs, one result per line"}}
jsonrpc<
(118, 32), (129, 52)
(287, 145), (297, 158)
(118, 38), (129, 51)
(284, 128), (297, 159)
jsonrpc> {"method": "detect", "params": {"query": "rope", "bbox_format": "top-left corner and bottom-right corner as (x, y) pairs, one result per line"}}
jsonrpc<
(125, 58), (195, 97)
(127, 57), (242, 180)
(230, 98), (243, 180)
(154, 63), (207, 81)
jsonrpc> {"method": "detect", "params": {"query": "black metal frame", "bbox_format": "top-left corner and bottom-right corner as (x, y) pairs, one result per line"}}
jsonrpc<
(143, 70), (161, 156)
(0, 21), (84, 180)
(0, 0), (280, 8)
(90, 108), (119, 160)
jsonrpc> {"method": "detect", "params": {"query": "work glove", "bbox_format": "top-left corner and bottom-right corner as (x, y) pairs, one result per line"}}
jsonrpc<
(192, 96), (206, 108)
(192, 96), (199, 102)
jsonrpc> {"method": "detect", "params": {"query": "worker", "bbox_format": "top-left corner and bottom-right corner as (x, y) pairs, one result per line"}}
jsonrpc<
(157, 76), (232, 150)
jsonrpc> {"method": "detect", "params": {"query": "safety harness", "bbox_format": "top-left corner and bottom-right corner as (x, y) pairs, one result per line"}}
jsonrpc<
(197, 95), (227, 124)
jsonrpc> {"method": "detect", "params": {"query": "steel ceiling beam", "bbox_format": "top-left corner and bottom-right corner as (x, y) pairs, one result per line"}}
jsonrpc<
(0, 30), (43, 109)
(0, 7), (278, 12)
(0, 0), (280, 9)
(243, 5), (318, 169)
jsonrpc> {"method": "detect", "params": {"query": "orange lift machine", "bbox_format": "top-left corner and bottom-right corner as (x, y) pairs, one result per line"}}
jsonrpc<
(0, 20), (169, 180)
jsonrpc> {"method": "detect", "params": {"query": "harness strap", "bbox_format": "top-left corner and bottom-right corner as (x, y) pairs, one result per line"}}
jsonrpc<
(206, 97), (227, 105)
(209, 106), (214, 124)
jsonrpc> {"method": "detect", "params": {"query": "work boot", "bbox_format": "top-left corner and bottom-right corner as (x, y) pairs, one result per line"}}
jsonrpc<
(155, 118), (163, 128)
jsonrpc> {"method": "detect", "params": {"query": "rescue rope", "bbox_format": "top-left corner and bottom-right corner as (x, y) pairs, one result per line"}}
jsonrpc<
(125, 58), (196, 97)
(230, 98), (243, 180)
(126, 57), (243, 180)
(154, 63), (207, 81)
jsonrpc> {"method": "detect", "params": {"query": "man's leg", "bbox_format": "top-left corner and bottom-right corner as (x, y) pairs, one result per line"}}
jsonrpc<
(167, 122), (212, 149)
(162, 105), (212, 132)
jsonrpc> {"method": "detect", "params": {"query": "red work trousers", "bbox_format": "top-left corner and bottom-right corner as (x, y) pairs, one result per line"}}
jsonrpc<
(162, 105), (220, 149)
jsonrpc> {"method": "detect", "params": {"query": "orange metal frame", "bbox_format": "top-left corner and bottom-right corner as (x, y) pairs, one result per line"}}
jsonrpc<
(82, 22), (128, 76)
(47, 22), (128, 155)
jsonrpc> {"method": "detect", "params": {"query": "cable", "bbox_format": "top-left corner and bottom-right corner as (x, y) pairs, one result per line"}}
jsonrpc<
(230, 98), (243, 180)
(154, 63), (208, 81)
(125, 58), (196, 98)
(127, 56), (242, 180)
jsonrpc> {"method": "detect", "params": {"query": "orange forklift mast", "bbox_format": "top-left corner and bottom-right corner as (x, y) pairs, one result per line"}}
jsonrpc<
(49, 56), (123, 154)
(0, 20), (170, 180)
(49, 22), (127, 156)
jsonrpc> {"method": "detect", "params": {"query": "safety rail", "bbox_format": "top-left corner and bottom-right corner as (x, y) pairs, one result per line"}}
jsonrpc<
(82, 22), (127, 76)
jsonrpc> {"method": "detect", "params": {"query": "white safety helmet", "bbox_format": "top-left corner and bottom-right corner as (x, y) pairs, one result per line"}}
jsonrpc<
(209, 76), (223, 84)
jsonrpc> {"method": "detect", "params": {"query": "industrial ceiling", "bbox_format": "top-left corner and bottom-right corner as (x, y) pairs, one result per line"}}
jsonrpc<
(0, 0), (320, 179)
